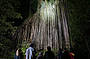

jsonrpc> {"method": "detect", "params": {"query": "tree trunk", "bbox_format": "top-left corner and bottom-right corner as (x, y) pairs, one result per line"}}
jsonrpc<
(13, 0), (70, 50)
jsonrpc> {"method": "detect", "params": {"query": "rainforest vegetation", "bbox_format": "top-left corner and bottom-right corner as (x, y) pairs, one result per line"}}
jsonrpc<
(0, 0), (90, 59)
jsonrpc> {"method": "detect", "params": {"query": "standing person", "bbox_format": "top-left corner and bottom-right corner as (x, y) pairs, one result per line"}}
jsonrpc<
(36, 52), (44, 59)
(44, 46), (55, 59)
(33, 48), (37, 59)
(19, 49), (24, 59)
(57, 48), (63, 59)
(14, 49), (20, 59)
(69, 50), (75, 59)
(25, 44), (34, 59)
(61, 48), (70, 59)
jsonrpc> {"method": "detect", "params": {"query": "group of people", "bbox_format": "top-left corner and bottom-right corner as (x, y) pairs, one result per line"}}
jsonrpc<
(25, 44), (55, 59)
(57, 48), (75, 59)
(14, 44), (75, 59)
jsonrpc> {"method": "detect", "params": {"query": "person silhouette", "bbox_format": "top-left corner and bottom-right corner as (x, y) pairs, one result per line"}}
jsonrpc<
(19, 49), (24, 59)
(36, 51), (44, 59)
(57, 48), (63, 59)
(44, 46), (55, 59)
(61, 48), (70, 59)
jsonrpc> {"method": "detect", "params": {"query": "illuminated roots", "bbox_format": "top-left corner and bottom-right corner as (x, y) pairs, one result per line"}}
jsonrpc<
(40, 1), (56, 21)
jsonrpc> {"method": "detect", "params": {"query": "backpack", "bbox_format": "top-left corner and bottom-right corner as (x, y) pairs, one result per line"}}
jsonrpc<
(27, 48), (34, 59)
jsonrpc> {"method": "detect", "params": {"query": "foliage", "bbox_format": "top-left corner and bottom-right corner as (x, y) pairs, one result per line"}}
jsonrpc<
(0, 0), (90, 59)
(0, 0), (23, 58)
(68, 0), (90, 59)
(0, 0), (38, 58)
